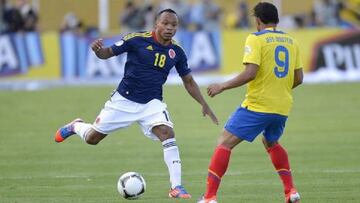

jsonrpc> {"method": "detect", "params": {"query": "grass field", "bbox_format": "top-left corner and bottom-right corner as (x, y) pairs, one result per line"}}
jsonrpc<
(0, 83), (360, 203)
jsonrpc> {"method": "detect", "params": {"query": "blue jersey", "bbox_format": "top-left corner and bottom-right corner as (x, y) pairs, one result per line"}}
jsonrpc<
(111, 31), (191, 104)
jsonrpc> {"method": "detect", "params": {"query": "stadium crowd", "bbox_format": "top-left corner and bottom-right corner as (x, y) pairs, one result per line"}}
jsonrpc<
(0, 0), (38, 33)
(282, 0), (360, 29)
(1, 0), (359, 34)
(119, 0), (222, 33)
(119, 0), (360, 32)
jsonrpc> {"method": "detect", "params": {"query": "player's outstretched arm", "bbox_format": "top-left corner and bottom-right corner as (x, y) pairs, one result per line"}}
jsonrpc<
(293, 68), (303, 89)
(181, 74), (219, 125)
(91, 38), (115, 59)
(207, 63), (259, 97)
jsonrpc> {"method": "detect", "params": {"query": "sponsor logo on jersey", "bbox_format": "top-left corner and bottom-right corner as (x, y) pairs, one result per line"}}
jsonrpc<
(169, 49), (176, 59)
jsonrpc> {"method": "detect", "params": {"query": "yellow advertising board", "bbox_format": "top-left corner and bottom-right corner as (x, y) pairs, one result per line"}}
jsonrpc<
(0, 32), (61, 80)
(1, 28), (351, 81)
(18, 32), (61, 79)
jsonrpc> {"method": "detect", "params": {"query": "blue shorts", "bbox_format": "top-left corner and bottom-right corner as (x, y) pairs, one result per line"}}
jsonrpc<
(224, 107), (288, 142)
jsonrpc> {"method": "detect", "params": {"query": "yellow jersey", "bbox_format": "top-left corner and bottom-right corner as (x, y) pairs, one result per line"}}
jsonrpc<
(242, 28), (303, 116)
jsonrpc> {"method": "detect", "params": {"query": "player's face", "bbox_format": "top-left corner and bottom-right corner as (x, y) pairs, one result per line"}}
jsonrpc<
(155, 12), (178, 42)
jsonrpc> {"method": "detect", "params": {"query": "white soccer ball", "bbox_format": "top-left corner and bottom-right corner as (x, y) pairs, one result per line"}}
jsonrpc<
(117, 172), (146, 199)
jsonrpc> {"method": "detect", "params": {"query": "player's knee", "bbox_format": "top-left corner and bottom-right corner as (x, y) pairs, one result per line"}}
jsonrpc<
(217, 130), (242, 149)
(217, 139), (237, 149)
(262, 137), (278, 149)
(153, 125), (174, 141)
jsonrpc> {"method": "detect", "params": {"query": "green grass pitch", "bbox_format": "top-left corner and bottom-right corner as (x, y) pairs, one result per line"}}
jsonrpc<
(0, 83), (360, 202)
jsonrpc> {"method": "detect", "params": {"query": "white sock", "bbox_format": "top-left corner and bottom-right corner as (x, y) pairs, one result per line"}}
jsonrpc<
(162, 138), (181, 189)
(73, 122), (92, 141)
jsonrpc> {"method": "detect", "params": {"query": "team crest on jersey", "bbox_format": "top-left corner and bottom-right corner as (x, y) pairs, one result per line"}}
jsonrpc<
(168, 49), (176, 59)
(245, 45), (252, 54)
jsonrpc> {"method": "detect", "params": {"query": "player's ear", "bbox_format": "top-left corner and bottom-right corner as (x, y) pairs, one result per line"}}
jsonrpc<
(255, 17), (261, 30)
(153, 19), (159, 29)
(255, 18), (261, 26)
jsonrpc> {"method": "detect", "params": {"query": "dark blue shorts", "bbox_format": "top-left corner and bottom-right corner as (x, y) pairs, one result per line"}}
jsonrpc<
(224, 107), (288, 142)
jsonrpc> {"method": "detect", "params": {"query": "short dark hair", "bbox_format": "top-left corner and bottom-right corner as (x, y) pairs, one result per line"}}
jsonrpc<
(155, 8), (178, 21)
(253, 2), (279, 24)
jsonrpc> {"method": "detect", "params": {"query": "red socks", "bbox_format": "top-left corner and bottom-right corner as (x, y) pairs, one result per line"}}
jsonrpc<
(204, 143), (294, 198)
(205, 145), (231, 199)
(267, 144), (294, 194)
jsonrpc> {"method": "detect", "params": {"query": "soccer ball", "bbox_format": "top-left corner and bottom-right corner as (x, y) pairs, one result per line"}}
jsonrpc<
(117, 172), (146, 199)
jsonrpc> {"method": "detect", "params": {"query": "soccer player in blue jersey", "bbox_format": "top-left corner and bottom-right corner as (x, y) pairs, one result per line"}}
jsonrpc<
(55, 9), (218, 199)
(198, 2), (303, 203)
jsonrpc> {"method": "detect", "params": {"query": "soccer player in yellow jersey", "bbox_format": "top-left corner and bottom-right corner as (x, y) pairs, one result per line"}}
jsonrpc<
(198, 2), (303, 203)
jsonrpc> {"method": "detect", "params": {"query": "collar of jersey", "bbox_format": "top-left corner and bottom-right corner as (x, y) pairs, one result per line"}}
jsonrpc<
(264, 27), (277, 31)
(253, 28), (285, 36)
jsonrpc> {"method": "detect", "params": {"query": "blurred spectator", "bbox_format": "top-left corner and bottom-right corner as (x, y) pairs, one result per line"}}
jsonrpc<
(293, 15), (307, 28)
(2, 0), (24, 33)
(0, 0), (6, 33)
(16, 0), (38, 31)
(313, 0), (341, 26)
(308, 9), (320, 27)
(84, 26), (100, 38)
(60, 12), (99, 37)
(225, 1), (249, 29)
(143, 4), (155, 31)
(119, 1), (145, 33)
(189, 0), (222, 31)
(158, 0), (191, 29)
(60, 12), (83, 34)
(278, 15), (298, 29)
(339, 0), (360, 28)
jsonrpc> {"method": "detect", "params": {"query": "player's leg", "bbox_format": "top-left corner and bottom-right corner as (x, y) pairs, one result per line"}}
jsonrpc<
(139, 100), (190, 199)
(75, 123), (107, 145)
(151, 125), (179, 189)
(200, 107), (266, 203)
(151, 125), (191, 199)
(55, 117), (107, 144)
(200, 130), (242, 203)
(152, 124), (192, 199)
(55, 91), (134, 145)
(262, 115), (300, 203)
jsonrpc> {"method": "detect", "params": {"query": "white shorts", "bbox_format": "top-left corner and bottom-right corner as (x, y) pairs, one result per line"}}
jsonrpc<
(92, 91), (173, 141)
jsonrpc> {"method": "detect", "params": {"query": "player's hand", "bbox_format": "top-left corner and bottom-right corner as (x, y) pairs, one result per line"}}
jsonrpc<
(91, 38), (104, 53)
(202, 104), (219, 125)
(207, 83), (224, 98)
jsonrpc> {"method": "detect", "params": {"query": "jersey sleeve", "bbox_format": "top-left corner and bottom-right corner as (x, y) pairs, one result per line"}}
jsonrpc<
(243, 34), (261, 66)
(110, 38), (133, 56)
(175, 48), (191, 77)
(295, 41), (303, 70)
